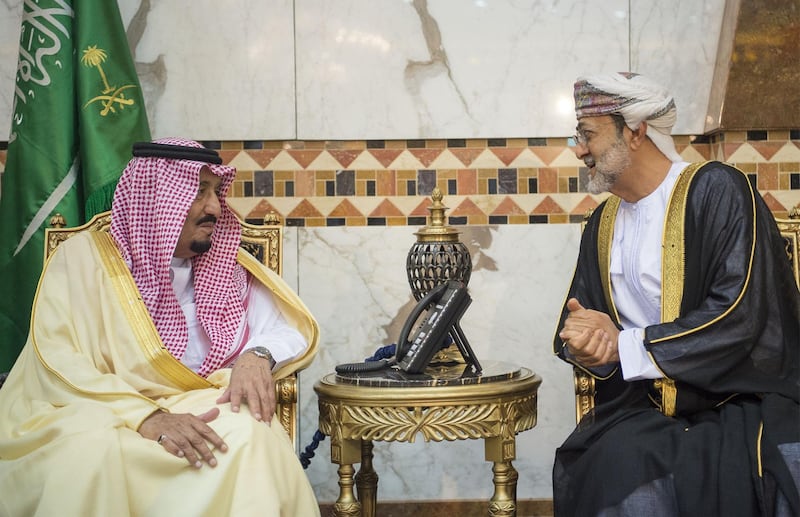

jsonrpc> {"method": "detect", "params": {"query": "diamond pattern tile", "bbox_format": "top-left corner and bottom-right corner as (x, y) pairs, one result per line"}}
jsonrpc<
(0, 133), (797, 227)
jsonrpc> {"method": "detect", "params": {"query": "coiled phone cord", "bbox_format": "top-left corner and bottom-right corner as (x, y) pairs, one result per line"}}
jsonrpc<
(300, 343), (397, 469)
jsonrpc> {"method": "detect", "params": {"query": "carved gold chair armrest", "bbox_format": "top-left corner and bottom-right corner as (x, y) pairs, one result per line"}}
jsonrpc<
(45, 211), (112, 258)
(275, 376), (297, 446)
(775, 206), (800, 290)
(237, 213), (302, 449)
(573, 367), (596, 423)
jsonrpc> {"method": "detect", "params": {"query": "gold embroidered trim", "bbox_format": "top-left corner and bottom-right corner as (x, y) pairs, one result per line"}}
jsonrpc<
(651, 164), (758, 343)
(653, 378), (677, 416)
(661, 162), (705, 322)
(652, 163), (705, 414)
(650, 163), (759, 415)
(757, 421), (764, 477)
(648, 162), (705, 416)
(93, 232), (214, 391)
(597, 197), (621, 323)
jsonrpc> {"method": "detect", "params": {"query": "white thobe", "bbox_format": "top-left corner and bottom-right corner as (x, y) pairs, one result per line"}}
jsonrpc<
(612, 161), (689, 380)
(170, 258), (307, 372)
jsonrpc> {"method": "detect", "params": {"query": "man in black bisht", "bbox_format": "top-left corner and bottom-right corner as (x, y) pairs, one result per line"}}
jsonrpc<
(553, 72), (799, 516)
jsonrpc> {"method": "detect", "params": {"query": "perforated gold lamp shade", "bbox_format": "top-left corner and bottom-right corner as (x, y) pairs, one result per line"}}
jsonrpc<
(406, 187), (472, 301)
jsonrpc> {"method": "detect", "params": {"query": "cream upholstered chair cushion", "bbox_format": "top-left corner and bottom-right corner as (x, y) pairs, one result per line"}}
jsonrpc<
(43, 210), (304, 449)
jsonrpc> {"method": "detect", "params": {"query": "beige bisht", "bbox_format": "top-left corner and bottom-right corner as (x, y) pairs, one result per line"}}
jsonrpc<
(0, 231), (320, 516)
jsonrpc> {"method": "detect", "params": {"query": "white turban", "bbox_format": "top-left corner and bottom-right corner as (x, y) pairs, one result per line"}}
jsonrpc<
(573, 72), (682, 162)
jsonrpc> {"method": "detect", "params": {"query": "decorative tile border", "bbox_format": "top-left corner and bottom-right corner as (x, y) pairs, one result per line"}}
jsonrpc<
(1, 131), (798, 226)
(215, 133), (800, 225)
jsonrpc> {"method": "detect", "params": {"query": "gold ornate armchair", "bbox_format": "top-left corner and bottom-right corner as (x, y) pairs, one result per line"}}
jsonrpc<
(44, 210), (304, 448)
(572, 208), (800, 423)
(778, 211), (800, 289)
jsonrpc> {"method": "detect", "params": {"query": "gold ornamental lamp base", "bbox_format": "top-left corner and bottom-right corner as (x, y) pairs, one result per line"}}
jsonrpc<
(405, 187), (472, 301)
(405, 187), (474, 365)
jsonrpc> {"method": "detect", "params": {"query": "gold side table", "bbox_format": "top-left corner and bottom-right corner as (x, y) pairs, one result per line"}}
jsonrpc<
(314, 361), (542, 517)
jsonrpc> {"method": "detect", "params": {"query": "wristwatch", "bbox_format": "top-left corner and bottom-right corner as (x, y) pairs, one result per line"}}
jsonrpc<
(246, 346), (276, 368)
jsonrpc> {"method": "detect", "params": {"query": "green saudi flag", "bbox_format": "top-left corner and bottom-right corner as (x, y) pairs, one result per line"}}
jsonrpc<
(0, 0), (150, 370)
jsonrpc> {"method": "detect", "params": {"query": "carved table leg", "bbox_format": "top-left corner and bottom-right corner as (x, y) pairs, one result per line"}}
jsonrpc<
(489, 461), (519, 516)
(484, 436), (518, 516)
(330, 435), (363, 516)
(333, 463), (362, 517)
(354, 440), (378, 517)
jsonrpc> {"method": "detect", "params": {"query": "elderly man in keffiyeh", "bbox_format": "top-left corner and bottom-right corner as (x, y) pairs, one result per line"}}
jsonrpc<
(0, 138), (321, 515)
(552, 73), (800, 516)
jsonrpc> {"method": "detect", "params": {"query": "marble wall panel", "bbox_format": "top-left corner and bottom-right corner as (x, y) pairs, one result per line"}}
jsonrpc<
(291, 224), (581, 500)
(630, 0), (726, 135)
(1, 0), (726, 141)
(295, 0), (726, 139)
(0, 0), (297, 142)
(121, 0), (296, 140)
(294, 0), (629, 140)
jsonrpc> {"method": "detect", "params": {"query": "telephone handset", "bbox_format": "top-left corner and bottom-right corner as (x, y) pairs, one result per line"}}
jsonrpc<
(395, 280), (473, 373)
(335, 280), (481, 375)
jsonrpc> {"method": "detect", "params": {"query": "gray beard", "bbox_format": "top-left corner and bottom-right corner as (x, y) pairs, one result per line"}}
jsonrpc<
(586, 168), (618, 195)
(586, 139), (630, 194)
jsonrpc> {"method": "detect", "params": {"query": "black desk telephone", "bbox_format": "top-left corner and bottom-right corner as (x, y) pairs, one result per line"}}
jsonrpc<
(335, 280), (482, 375)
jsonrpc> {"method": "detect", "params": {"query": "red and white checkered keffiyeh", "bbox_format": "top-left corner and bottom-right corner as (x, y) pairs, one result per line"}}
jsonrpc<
(110, 137), (247, 377)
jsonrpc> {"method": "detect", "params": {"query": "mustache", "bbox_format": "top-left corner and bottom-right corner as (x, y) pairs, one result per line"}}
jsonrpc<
(196, 215), (218, 225)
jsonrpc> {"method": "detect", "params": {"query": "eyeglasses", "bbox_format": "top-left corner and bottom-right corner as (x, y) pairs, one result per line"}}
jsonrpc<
(570, 129), (588, 147)
(569, 121), (619, 147)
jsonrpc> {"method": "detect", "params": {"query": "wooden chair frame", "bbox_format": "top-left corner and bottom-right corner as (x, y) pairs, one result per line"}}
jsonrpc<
(44, 210), (302, 448)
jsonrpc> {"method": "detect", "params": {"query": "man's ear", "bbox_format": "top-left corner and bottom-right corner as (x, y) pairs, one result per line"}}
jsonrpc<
(628, 121), (648, 150)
